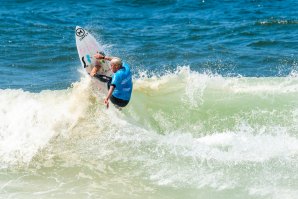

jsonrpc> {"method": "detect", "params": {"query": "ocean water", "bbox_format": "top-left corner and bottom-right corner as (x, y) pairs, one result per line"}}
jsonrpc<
(1, 0), (298, 198)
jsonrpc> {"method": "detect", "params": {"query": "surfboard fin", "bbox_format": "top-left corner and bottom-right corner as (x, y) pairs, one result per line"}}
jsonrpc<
(82, 56), (87, 68)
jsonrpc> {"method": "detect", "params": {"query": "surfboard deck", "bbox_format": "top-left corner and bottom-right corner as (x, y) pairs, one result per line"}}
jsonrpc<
(75, 26), (112, 93)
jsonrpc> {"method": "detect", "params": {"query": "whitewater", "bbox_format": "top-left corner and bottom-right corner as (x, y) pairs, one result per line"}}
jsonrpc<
(1, 67), (298, 199)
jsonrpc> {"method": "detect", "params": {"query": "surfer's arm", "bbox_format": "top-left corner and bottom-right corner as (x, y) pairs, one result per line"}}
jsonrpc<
(94, 53), (117, 61)
(104, 85), (115, 108)
(102, 56), (114, 61)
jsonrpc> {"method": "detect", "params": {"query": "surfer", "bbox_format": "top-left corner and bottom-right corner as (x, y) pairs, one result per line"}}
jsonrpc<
(91, 53), (133, 109)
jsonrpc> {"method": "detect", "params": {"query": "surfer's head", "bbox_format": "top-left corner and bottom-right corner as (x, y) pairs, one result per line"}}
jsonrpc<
(110, 57), (123, 73)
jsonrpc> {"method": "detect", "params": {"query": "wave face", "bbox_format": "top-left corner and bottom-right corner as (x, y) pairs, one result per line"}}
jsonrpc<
(1, 68), (298, 199)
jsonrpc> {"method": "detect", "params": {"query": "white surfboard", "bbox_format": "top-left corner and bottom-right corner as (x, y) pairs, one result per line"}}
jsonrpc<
(75, 26), (112, 93)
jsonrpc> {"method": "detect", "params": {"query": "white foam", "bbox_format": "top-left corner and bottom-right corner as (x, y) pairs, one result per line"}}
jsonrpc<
(155, 124), (298, 163)
(121, 123), (298, 192)
(0, 77), (92, 167)
(134, 66), (298, 96)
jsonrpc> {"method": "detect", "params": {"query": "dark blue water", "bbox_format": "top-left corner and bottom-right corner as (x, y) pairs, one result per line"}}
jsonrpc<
(1, 0), (298, 91)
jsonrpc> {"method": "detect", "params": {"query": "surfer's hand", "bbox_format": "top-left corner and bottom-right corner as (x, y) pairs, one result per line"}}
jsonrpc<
(94, 53), (104, 59)
(104, 98), (109, 108)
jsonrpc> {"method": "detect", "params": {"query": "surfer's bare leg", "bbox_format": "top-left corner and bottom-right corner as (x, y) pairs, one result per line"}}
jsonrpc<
(90, 63), (101, 77)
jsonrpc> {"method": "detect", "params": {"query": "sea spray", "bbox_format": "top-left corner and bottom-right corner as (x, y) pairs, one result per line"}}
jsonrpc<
(1, 68), (298, 198)
(0, 77), (92, 167)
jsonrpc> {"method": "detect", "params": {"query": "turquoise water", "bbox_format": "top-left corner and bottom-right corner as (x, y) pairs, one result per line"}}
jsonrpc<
(1, 0), (298, 198)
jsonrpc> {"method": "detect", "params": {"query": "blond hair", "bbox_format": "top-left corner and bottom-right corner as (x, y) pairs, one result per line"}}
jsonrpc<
(110, 57), (122, 68)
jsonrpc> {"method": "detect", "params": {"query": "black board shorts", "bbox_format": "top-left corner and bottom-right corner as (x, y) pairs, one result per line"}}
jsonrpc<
(104, 77), (129, 107)
(110, 95), (129, 107)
